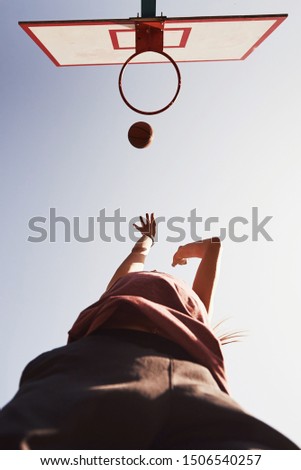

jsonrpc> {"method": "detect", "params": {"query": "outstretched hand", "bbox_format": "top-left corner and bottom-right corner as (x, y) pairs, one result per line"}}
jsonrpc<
(172, 246), (188, 267)
(172, 243), (200, 266)
(133, 213), (157, 242)
(172, 238), (221, 267)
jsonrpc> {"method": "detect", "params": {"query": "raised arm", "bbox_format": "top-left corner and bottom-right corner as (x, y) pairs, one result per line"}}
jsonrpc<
(172, 238), (222, 316)
(106, 213), (156, 291)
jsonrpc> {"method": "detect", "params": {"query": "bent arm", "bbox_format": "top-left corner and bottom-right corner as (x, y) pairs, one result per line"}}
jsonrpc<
(172, 238), (222, 316)
(192, 239), (221, 316)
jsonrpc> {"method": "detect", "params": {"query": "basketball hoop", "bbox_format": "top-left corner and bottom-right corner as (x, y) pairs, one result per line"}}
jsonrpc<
(19, 14), (288, 116)
(118, 50), (181, 115)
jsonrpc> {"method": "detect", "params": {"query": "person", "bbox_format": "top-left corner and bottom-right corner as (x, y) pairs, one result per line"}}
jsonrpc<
(0, 214), (298, 450)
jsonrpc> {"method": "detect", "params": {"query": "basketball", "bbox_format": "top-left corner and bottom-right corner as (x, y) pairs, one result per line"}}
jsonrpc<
(128, 121), (153, 149)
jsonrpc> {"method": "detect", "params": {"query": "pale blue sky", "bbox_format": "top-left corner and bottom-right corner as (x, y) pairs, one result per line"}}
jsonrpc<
(1, 0), (300, 447)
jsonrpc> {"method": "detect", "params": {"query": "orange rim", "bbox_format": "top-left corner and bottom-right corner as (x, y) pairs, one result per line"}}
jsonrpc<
(119, 51), (181, 115)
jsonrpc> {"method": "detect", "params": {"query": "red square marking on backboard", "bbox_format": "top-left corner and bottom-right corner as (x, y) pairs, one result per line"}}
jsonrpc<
(164, 28), (191, 48)
(109, 29), (134, 50)
(109, 27), (191, 50)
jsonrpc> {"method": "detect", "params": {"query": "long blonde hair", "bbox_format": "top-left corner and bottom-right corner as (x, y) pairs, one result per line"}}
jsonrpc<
(213, 318), (248, 346)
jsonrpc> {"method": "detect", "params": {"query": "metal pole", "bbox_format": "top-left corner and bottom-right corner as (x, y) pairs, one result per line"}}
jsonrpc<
(141, 0), (156, 17)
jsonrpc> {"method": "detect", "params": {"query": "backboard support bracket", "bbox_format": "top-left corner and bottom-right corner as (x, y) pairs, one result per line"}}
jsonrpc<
(136, 21), (164, 53)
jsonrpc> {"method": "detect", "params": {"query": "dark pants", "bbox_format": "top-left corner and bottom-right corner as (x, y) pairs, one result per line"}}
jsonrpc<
(0, 330), (298, 449)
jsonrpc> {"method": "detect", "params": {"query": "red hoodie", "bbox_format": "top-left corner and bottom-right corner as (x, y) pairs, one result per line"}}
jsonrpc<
(68, 271), (229, 394)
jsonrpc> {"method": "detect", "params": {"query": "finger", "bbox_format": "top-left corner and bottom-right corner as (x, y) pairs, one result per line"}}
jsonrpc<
(151, 220), (156, 238)
(139, 216), (145, 226)
(172, 249), (180, 259)
(172, 254), (179, 266)
(172, 249), (187, 264)
(172, 259), (181, 267)
(173, 258), (187, 266)
(133, 224), (140, 230)
(175, 245), (183, 256)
